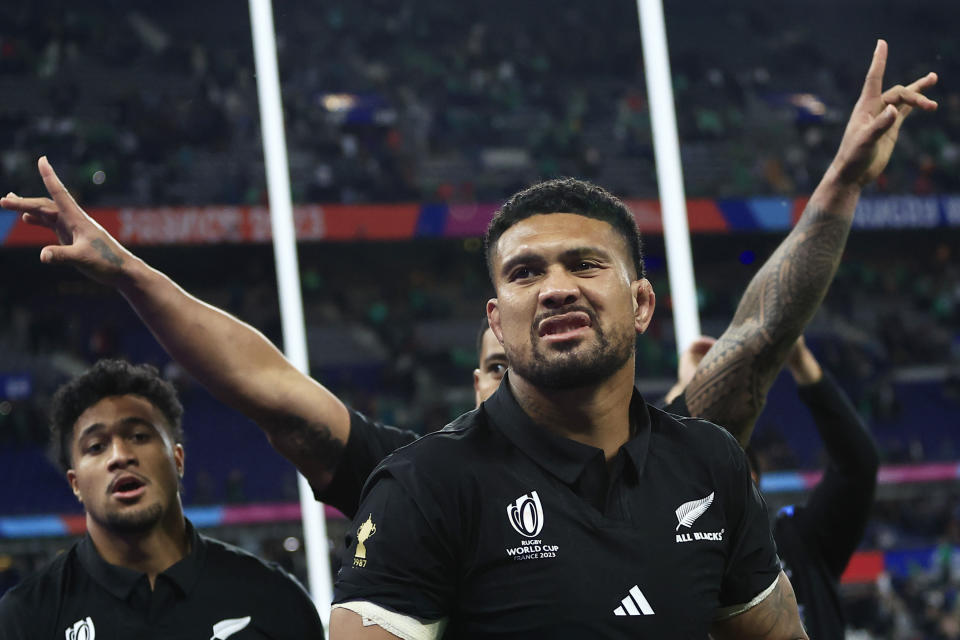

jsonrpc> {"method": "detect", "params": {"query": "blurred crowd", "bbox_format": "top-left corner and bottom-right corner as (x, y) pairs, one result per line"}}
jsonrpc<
(2, 1), (960, 636)
(2, 230), (958, 468)
(846, 489), (960, 639)
(1, 0), (959, 206)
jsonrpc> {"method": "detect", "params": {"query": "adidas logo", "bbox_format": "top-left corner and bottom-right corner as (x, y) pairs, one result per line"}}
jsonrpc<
(613, 585), (655, 616)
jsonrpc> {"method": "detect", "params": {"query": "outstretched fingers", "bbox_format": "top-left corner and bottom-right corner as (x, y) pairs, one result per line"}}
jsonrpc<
(861, 39), (888, 100)
(907, 71), (939, 96)
(38, 156), (82, 218)
(1, 193), (62, 234)
(883, 82), (938, 113)
(2, 194), (59, 220)
(885, 72), (940, 137)
(21, 212), (56, 230)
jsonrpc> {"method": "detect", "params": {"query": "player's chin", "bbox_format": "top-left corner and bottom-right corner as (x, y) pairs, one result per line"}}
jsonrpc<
(105, 502), (165, 532)
(540, 334), (594, 355)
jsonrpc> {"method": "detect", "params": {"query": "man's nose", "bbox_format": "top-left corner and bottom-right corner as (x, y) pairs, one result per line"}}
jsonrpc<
(106, 439), (137, 471)
(538, 267), (580, 309)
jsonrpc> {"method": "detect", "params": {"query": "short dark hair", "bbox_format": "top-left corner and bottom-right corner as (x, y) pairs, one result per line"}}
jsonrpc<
(484, 177), (645, 282)
(49, 359), (184, 472)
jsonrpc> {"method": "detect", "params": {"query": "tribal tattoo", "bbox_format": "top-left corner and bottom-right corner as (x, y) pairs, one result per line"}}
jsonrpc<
(684, 206), (851, 443)
(269, 412), (346, 488)
(712, 574), (808, 640)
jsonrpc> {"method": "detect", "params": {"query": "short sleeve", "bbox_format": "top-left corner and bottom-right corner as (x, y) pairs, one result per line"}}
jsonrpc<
(718, 443), (781, 609)
(318, 410), (419, 519)
(333, 474), (457, 622)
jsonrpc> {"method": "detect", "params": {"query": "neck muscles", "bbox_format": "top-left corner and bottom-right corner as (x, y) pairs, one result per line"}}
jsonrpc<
(87, 503), (189, 587)
(509, 363), (635, 460)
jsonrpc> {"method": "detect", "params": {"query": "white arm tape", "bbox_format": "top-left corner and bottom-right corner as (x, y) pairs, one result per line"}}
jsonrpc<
(713, 574), (780, 621)
(332, 601), (448, 640)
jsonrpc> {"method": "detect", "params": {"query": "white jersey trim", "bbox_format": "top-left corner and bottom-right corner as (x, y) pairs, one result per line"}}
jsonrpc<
(713, 575), (780, 621)
(332, 601), (448, 640)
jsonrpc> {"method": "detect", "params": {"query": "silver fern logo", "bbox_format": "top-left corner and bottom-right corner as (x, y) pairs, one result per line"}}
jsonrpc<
(675, 492), (714, 530)
(211, 616), (252, 639)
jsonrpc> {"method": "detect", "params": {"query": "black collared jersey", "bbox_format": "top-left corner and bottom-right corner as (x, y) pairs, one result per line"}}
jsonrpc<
(318, 410), (419, 519)
(665, 375), (878, 639)
(334, 381), (780, 638)
(0, 521), (323, 640)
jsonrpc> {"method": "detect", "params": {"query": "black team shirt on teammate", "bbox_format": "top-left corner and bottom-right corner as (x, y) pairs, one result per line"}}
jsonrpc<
(334, 377), (781, 638)
(0, 521), (323, 639)
(774, 372), (879, 639)
(663, 370), (879, 639)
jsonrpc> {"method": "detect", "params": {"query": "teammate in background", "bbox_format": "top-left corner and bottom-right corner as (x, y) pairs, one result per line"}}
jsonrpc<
(0, 360), (324, 639)
(669, 336), (880, 637)
(1, 42), (933, 533)
(774, 337), (880, 637)
(474, 317), (509, 407)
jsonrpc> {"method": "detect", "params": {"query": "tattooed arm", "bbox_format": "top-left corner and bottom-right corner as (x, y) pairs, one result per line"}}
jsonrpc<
(2, 157), (350, 492)
(683, 40), (938, 444)
(711, 572), (808, 640)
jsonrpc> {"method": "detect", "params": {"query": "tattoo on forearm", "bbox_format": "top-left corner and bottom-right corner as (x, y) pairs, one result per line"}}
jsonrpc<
(744, 580), (806, 639)
(271, 413), (346, 481)
(91, 238), (123, 267)
(685, 206), (851, 437)
(714, 577), (807, 639)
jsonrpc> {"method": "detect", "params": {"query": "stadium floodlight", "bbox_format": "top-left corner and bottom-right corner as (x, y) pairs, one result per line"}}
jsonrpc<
(635, 0), (702, 354)
(248, 0), (333, 625)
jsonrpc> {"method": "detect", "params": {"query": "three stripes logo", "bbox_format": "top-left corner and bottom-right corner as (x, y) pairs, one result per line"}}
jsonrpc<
(613, 585), (655, 616)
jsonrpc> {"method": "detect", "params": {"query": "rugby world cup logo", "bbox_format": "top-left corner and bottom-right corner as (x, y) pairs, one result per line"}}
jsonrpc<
(507, 491), (544, 537)
(65, 617), (95, 640)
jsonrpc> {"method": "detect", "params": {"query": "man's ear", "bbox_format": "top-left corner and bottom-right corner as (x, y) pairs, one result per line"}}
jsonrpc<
(487, 299), (504, 344)
(174, 444), (185, 478)
(633, 279), (656, 334)
(67, 469), (82, 503)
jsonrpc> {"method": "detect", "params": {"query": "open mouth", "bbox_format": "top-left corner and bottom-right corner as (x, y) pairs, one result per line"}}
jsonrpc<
(538, 312), (592, 340)
(110, 475), (147, 499)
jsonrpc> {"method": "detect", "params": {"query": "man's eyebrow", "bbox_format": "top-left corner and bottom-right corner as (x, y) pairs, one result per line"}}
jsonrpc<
(483, 353), (508, 367)
(559, 246), (613, 262)
(77, 423), (105, 440)
(119, 417), (159, 430)
(77, 417), (157, 440)
(499, 252), (545, 277)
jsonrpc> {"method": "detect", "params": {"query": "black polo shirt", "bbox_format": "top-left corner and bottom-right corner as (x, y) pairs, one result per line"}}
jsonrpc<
(0, 520), (323, 639)
(662, 377), (878, 639)
(318, 409), (419, 519)
(660, 391), (690, 418)
(334, 379), (780, 638)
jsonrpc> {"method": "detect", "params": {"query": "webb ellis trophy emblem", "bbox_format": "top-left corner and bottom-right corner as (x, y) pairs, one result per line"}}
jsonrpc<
(353, 514), (377, 568)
